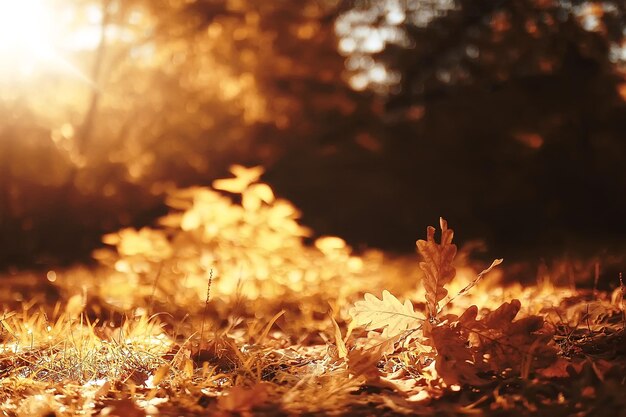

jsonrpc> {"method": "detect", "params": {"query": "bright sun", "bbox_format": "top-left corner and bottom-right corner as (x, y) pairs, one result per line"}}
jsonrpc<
(0, 0), (106, 81)
(0, 0), (59, 75)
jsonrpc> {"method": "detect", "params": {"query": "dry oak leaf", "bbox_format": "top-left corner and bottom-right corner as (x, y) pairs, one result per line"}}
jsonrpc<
(430, 324), (484, 386)
(349, 290), (424, 338)
(467, 300), (553, 373)
(426, 305), (483, 386)
(417, 218), (457, 319)
(429, 301), (552, 386)
(537, 357), (585, 378)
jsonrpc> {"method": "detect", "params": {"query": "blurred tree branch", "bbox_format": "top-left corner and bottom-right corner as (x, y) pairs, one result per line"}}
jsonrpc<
(76, 0), (112, 158)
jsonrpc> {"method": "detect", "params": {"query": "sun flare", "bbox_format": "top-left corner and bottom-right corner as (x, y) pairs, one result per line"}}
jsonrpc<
(0, 0), (59, 74)
(0, 0), (106, 81)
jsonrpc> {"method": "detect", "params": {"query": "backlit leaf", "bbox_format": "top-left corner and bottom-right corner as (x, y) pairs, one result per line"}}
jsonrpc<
(416, 218), (457, 319)
(349, 290), (423, 338)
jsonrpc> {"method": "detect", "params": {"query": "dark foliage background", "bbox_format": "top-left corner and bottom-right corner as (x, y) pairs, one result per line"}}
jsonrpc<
(1, 0), (625, 268)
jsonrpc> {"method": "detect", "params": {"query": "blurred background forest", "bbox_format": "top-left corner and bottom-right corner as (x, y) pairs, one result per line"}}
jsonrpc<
(1, 0), (625, 270)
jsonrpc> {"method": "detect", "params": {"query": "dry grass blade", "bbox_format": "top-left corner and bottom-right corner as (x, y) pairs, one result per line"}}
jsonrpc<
(257, 310), (285, 345)
(198, 268), (214, 354)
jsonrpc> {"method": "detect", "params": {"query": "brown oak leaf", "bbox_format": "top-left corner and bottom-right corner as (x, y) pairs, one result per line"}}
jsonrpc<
(416, 218), (457, 319)
(430, 324), (483, 386)
(430, 300), (554, 386)
(467, 300), (554, 373)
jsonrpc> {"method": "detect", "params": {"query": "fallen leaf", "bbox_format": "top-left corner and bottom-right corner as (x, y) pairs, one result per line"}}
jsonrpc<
(349, 290), (423, 338)
(430, 324), (483, 386)
(151, 365), (170, 386)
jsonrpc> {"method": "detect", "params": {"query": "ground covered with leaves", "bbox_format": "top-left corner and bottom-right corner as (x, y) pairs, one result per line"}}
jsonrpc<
(0, 166), (624, 417)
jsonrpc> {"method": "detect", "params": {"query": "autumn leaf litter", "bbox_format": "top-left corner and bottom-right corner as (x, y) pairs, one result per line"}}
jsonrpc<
(0, 166), (624, 417)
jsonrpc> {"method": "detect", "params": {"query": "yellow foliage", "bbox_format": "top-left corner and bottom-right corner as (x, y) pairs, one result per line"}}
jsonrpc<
(93, 165), (384, 307)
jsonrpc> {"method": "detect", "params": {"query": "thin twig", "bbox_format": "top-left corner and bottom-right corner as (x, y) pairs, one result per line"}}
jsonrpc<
(438, 258), (503, 314)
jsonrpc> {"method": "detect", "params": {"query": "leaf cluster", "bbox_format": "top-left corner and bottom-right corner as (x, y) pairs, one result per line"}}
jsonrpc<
(349, 218), (555, 386)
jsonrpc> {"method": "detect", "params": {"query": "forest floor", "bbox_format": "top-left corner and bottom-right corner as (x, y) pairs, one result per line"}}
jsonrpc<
(0, 167), (624, 417)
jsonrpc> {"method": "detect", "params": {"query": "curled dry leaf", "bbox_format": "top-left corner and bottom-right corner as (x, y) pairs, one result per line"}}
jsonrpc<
(481, 299), (522, 328)
(151, 365), (170, 386)
(330, 315), (348, 359)
(349, 290), (423, 338)
(417, 218), (457, 319)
